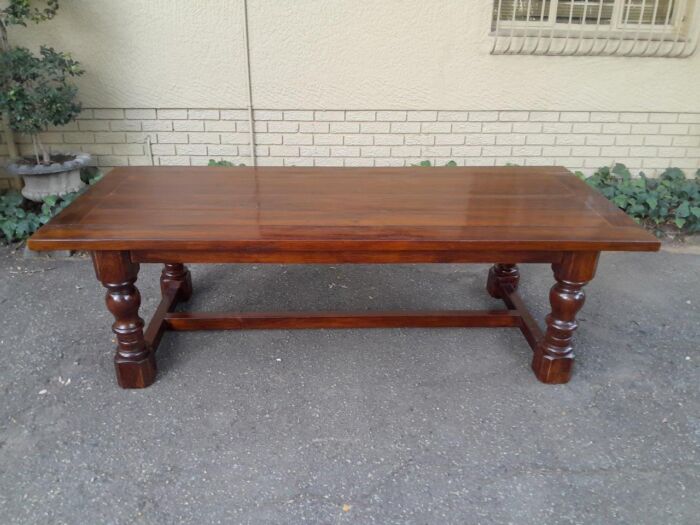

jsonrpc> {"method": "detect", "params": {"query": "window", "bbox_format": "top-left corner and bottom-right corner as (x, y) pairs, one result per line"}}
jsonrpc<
(491, 0), (699, 56)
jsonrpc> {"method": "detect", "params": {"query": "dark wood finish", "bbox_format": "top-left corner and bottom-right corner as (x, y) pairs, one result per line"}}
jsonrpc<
(144, 284), (178, 352)
(163, 310), (522, 331)
(28, 166), (660, 254)
(500, 285), (545, 350)
(160, 263), (192, 301)
(532, 252), (599, 383)
(486, 263), (520, 299)
(28, 167), (660, 388)
(132, 249), (565, 264)
(143, 264), (193, 351)
(92, 251), (155, 388)
(486, 263), (546, 351)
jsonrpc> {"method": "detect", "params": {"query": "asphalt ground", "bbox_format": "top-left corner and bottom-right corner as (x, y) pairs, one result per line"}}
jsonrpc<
(1, 245), (698, 524)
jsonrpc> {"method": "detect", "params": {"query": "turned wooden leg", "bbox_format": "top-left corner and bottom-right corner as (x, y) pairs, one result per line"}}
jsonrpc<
(161, 263), (192, 301)
(486, 263), (520, 299)
(92, 251), (156, 389)
(532, 252), (599, 384)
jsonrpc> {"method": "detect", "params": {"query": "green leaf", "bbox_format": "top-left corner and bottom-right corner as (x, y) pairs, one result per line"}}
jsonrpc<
(612, 163), (631, 180)
(601, 187), (616, 199)
(419, 160), (432, 167)
(43, 195), (58, 207)
(208, 159), (235, 167)
(1, 220), (17, 242)
(445, 160), (457, 167)
(15, 220), (30, 236)
(661, 167), (685, 182)
(628, 204), (645, 216)
(1, 191), (24, 207)
(612, 195), (628, 208)
(582, 163), (699, 237)
(87, 173), (104, 185)
(676, 201), (690, 218)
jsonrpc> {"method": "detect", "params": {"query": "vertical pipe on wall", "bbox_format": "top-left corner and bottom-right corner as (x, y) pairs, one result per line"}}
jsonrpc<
(242, 0), (256, 166)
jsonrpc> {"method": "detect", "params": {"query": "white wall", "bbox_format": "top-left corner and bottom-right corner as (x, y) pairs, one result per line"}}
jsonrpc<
(9, 0), (700, 112)
(1, 0), (697, 180)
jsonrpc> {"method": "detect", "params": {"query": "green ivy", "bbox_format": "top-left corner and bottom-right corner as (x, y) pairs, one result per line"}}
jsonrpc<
(208, 159), (246, 167)
(413, 160), (458, 167)
(577, 164), (700, 236)
(0, 168), (102, 244)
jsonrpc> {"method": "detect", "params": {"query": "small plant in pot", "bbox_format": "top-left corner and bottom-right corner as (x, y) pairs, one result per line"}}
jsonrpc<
(1, 45), (87, 201)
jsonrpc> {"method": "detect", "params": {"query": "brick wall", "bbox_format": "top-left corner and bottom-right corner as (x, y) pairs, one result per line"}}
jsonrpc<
(1, 109), (699, 178)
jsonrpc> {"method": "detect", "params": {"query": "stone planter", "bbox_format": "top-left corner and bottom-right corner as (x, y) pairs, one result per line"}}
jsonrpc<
(5, 153), (91, 202)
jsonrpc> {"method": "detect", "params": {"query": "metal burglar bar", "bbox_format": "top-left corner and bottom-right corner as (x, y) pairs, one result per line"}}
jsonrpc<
(491, 0), (700, 56)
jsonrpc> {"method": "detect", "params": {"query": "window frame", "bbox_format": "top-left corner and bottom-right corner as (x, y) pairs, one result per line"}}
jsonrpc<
(491, 0), (690, 40)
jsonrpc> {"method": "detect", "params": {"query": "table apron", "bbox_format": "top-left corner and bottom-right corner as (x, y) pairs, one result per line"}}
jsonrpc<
(129, 249), (565, 264)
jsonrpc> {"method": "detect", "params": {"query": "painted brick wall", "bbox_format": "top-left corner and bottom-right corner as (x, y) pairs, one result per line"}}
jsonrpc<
(1, 109), (699, 179)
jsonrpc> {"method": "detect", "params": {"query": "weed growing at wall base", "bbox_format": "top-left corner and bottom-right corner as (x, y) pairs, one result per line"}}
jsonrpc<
(413, 160), (458, 167)
(578, 164), (700, 237)
(208, 159), (246, 167)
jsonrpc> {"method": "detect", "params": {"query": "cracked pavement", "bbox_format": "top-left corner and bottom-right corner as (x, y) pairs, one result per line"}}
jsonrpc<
(0, 245), (698, 524)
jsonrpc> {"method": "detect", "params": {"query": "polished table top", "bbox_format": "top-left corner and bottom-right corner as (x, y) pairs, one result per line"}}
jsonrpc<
(28, 166), (660, 252)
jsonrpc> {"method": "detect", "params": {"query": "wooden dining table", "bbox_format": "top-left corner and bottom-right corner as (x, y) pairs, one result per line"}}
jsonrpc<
(28, 166), (660, 388)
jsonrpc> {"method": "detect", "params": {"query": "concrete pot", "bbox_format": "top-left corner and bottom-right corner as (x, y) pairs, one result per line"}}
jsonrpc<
(5, 153), (91, 202)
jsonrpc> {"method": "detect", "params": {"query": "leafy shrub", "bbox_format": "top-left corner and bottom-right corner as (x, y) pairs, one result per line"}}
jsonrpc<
(413, 160), (458, 167)
(2, 0), (59, 25)
(208, 159), (245, 167)
(579, 164), (699, 236)
(0, 168), (102, 244)
(1, 1), (83, 165)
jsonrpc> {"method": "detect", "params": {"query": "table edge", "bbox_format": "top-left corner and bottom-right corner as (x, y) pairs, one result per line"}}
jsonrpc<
(27, 237), (662, 253)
